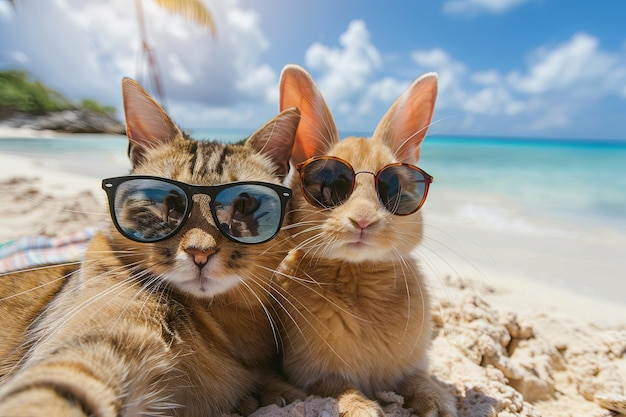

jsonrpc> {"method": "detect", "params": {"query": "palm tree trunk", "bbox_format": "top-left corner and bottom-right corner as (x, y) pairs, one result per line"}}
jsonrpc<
(135, 0), (167, 108)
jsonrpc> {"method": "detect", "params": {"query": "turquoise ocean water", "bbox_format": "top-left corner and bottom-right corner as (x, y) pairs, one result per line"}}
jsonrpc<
(1, 130), (625, 232)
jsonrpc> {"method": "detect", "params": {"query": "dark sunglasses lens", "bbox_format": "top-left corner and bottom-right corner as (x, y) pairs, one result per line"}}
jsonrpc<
(112, 179), (188, 242)
(377, 166), (428, 215)
(214, 184), (284, 244)
(301, 159), (353, 208)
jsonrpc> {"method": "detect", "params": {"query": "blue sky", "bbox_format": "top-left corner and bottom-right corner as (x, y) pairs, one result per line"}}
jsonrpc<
(1, 0), (626, 140)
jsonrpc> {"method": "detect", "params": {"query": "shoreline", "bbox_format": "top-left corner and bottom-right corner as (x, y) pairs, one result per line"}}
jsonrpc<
(0, 125), (128, 140)
(0, 125), (68, 139)
(423, 188), (626, 311)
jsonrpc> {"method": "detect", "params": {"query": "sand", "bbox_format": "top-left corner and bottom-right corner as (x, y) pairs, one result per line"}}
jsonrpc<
(0, 143), (625, 417)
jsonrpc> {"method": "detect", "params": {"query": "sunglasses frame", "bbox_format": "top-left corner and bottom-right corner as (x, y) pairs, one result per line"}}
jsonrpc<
(102, 175), (292, 244)
(296, 156), (434, 216)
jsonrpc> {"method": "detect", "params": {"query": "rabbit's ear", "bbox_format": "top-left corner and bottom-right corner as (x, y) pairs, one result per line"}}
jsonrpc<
(122, 77), (182, 167)
(373, 73), (438, 164)
(279, 65), (339, 166)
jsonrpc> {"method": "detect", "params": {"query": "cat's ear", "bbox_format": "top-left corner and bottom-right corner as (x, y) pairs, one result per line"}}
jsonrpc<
(247, 107), (301, 179)
(373, 73), (438, 164)
(279, 65), (339, 166)
(122, 77), (183, 167)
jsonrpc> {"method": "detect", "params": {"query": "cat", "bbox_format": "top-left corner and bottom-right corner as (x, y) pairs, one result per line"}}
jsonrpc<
(0, 77), (303, 416)
(271, 64), (458, 417)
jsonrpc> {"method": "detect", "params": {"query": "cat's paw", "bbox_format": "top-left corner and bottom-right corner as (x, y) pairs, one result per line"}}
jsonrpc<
(399, 372), (458, 417)
(236, 394), (261, 416)
(404, 386), (457, 417)
(337, 390), (385, 417)
(257, 375), (307, 408)
(259, 385), (307, 408)
(274, 249), (304, 284)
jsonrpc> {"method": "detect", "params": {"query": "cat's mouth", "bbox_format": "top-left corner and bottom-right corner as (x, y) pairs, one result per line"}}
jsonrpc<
(180, 273), (241, 297)
(166, 258), (242, 298)
(195, 273), (216, 293)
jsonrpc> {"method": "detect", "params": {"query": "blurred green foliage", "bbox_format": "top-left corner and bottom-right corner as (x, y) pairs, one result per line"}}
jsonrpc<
(0, 70), (72, 115)
(0, 70), (116, 117)
(78, 98), (117, 118)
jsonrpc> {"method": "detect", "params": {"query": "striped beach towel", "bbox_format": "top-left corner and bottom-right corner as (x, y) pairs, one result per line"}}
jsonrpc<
(0, 228), (97, 273)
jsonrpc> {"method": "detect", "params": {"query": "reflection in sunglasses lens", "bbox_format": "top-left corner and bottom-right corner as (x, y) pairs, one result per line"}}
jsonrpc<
(214, 184), (282, 244)
(114, 179), (188, 242)
(302, 159), (353, 209)
(377, 166), (426, 215)
(105, 177), (289, 244)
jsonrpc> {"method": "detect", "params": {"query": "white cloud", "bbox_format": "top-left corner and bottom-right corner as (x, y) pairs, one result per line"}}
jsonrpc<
(301, 20), (438, 129)
(471, 70), (502, 86)
(354, 77), (409, 116)
(6, 51), (28, 65)
(235, 64), (276, 101)
(2, 5), (625, 139)
(461, 86), (515, 115)
(0, 0), (277, 127)
(507, 32), (626, 97)
(411, 48), (467, 110)
(408, 32), (626, 136)
(0, 2), (11, 21)
(443, 0), (530, 16)
(305, 20), (381, 110)
(411, 48), (454, 67)
(167, 53), (194, 85)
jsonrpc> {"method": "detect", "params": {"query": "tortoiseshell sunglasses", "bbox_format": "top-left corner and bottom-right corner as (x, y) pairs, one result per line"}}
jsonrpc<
(296, 156), (433, 215)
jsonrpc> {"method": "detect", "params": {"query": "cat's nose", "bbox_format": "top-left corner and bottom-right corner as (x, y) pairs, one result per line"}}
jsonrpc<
(185, 247), (217, 267)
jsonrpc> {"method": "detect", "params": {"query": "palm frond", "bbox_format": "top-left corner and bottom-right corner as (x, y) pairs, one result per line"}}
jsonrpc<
(154, 0), (216, 37)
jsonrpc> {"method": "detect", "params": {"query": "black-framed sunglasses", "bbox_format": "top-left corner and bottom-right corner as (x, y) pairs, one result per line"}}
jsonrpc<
(102, 176), (292, 244)
(296, 156), (433, 216)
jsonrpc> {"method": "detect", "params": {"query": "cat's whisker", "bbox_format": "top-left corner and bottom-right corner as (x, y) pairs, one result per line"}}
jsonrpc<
(260, 268), (362, 373)
(418, 221), (491, 291)
(280, 219), (321, 232)
(0, 261), (79, 277)
(394, 116), (451, 162)
(260, 283), (311, 356)
(395, 126), (432, 161)
(284, 226), (326, 243)
(289, 228), (327, 250)
(388, 250), (412, 333)
(389, 247), (429, 353)
(236, 274), (283, 351)
(291, 234), (334, 265)
(36, 265), (142, 331)
(263, 264), (370, 325)
(116, 267), (171, 330)
(0, 264), (80, 301)
(422, 222), (491, 282)
(8, 265), (142, 376)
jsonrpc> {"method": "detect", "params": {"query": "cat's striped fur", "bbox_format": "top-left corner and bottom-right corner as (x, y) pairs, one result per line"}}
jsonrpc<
(0, 78), (302, 416)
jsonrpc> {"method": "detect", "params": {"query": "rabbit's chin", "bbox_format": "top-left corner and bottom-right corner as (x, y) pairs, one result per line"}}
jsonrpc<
(312, 238), (395, 263)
